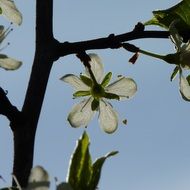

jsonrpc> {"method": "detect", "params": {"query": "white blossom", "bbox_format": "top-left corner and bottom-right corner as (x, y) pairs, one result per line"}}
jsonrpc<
(61, 53), (137, 133)
(27, 166), (50, 190)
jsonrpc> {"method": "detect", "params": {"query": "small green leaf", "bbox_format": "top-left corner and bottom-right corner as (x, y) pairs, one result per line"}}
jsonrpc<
(73, 90), (91, 98)
(145, 0), (190, 38)
(104, 92), (120, 100)
(88, 151), (118, 190)
(67, 131), (92, 190)
(101, 72), (112, 87)
(170, 66), (179, 81)
(91, 99), (99, 111)
(80, 75), (93, 87)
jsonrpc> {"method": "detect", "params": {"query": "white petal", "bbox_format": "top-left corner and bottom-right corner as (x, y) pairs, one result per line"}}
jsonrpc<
(28, 166), (49, 190)
(68, 97), (94, 128)
(106, 77), (137, 100)
(60, 74), (90, 91)
(0, 55), (22, 70)
(99, 100), (118, 134)
(0, 0), (22, 25)
(86, 53), (104, 83)
(179, 75), (190, 101)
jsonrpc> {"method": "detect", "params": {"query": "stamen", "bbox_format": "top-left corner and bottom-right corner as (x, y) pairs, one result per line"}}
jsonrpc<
(0, 42), (10, 51)
(80, 98), (91, 112)
(0, 25), (13, 43)
(101, 99), (108, 107)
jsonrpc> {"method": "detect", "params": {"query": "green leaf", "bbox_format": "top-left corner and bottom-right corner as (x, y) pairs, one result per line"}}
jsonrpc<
(80, 75), (93, 87)
(88, 151), (118, 190)
(104, 92), (120, 100)
(67, 131), (92, 190)
(145, 0), (190, 37)
(91, 98), (99, 111)
(101, 72), (112, 87)
(73, 90), (91, 98)
(170, 66), (179, 81)
(67, 132), (118, 190)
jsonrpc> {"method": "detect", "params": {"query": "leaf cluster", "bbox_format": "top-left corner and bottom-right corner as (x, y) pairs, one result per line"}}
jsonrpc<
(66, 131), (118, 190)
(145, 0), (190, 41)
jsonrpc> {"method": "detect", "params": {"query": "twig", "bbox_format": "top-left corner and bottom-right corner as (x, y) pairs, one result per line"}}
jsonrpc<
(57, 30), (169, 57)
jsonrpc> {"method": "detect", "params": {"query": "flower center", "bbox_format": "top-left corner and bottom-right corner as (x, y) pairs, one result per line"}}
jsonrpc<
(91, 83), (105, 99)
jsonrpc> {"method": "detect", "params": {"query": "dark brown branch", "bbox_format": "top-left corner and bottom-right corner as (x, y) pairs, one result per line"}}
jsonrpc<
(35, 0), (53, 42)
(12, 0), (55, 187)
(0, 87), (22, 131)
(57, 30), (170, 57)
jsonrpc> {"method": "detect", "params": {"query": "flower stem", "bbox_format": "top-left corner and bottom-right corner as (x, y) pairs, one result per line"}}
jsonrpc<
(139, 49), (166, 60)
(76, 52), (98, 84)
(88, 68), (98, 84)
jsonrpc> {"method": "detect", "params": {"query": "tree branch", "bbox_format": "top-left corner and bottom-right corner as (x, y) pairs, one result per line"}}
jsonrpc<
(12, 0), (56, 187)
(0, 87), (22, 131)
(57, 30), (170, 56)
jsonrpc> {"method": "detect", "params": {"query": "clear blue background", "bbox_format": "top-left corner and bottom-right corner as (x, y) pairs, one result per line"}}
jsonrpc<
(1, 0), (190, 189)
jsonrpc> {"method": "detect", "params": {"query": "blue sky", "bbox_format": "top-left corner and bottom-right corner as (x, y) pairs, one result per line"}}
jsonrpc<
(1, 0), (190, 189)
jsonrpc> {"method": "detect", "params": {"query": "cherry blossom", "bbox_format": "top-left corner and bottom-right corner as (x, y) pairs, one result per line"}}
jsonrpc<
(61, 54), (137, 133)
